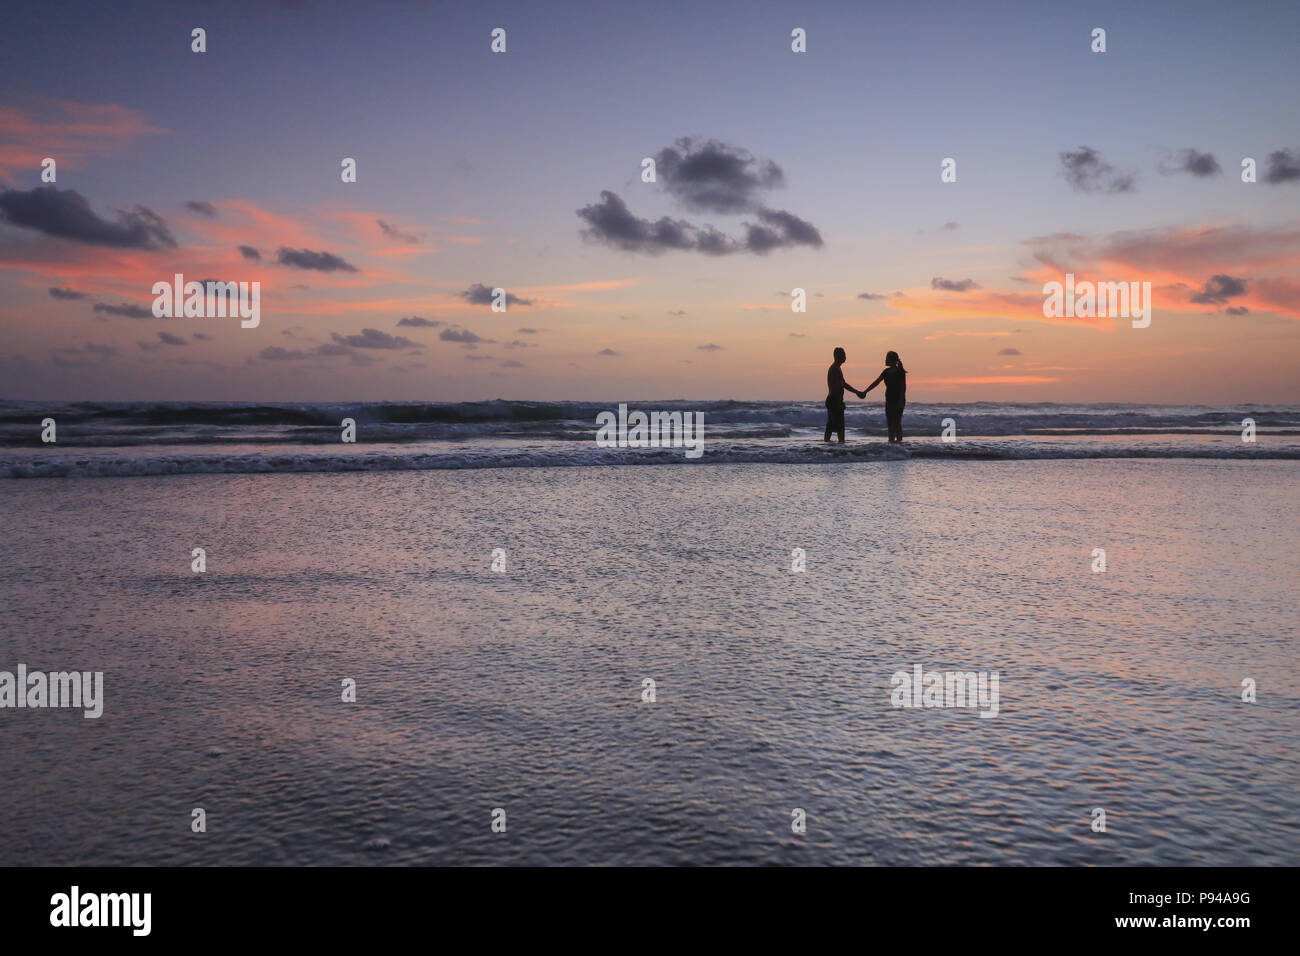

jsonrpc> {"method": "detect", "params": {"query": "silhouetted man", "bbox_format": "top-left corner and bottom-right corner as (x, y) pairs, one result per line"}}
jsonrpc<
(825, 347), (865, 443)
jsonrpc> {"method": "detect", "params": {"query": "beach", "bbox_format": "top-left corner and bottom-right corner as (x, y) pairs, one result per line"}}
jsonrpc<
(2, 455), (1296, 865)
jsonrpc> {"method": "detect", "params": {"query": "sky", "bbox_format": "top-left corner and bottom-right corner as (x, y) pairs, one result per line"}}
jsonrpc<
(1, 0), (1298, 403)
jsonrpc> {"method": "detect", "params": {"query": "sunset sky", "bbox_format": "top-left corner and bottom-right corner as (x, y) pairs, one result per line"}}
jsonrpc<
(1, 0), (1297, 403)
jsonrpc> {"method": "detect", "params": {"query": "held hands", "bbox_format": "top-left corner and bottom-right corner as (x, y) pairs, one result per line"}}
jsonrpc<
(856, 389), (867, 398)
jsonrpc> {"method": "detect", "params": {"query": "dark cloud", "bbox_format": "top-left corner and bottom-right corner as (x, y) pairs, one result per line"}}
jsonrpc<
(577, 191), (696, 254)
(49, 342), (119, 367)
(157, 331), (188, 346)
(743, 208), (823, 253)
(502, 339), (536, 350)
(1225, 306), (1250, 315)
(465, 354), (494, 361)
(1190, 274), (1247, 304)
(396, 316), (441, 327)
(48, 287), (88, 300)
(238, 245), (261, 260)
(577, 189), (821, 257)
(377, 219), (419, 243)
(1159, 149), (1222, 178)
(458, 283), (533, 307)
(330, 328), (418, 349)
(1263, 148), (1300, 184)
(92, 302), (154, 318)
(276, 247), (358, 272)
(193, 332), (213, 341)
(598, 348), (617, 356)
(260, 342), (376, 366)
(998, 347), (1022, 356)
(439, 328), (494, 344)
(857, 292), (888, 300)
(0, 186), (176, 248)
(697, 343), (723, 351)
(259, 346), (310, 361)
(50, 342), (118, 367)
(942, 221), (960, 230)
(1059, 146), (1136, 193)
(516, 327), (538, 334)
(694, 226), (739, 256)
(186, 200), (218, 217)
(931, 277), (980, 292)
(654, 137), (784, 213)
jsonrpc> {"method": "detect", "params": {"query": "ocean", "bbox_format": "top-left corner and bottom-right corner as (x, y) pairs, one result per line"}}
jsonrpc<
(1, 401), (1296, 864)
(0, 400), (1297, 477)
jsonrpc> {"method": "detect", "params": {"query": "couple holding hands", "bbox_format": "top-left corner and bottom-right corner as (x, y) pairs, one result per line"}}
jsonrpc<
(825, 347), (907, 444)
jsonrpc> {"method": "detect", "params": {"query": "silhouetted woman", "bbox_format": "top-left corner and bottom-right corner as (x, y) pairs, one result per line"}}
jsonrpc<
(864, 351), (907, 442)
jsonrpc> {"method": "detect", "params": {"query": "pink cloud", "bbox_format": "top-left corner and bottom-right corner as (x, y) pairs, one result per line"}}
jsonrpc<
(0, 99), (164, 183)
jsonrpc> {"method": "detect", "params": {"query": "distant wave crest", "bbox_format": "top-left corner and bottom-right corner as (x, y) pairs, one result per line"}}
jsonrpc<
(1, 399), (1297, 447)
